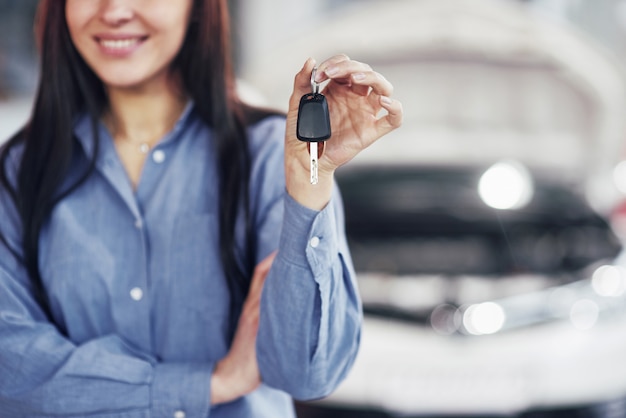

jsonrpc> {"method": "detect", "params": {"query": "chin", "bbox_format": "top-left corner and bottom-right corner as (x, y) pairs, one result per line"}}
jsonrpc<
(91, 64), (163, 91)
(99, 74), (159, 91)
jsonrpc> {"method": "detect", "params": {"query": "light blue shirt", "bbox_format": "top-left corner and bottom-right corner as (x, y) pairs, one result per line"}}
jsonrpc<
(0, 104), (362, 417)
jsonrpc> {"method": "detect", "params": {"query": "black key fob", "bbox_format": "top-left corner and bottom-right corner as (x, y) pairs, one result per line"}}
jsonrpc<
(297, 92), (331, 142)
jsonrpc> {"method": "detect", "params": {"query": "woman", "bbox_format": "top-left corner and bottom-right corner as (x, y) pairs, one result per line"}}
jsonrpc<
(0, 0), (402, 417)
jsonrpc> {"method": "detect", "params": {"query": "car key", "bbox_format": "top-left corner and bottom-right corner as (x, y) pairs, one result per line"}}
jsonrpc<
(297, 67), (331, 184)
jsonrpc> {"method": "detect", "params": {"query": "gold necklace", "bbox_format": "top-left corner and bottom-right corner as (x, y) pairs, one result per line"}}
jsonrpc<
(137, 142), (151, 154)
(104, 116), (153, 154)
(104, 98), (187, 154)
(116, 136), (154, 154)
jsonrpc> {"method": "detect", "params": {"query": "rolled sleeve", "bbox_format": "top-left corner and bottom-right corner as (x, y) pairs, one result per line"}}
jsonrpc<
(277, 192), (338, 272)
(258, 188), (361, 400)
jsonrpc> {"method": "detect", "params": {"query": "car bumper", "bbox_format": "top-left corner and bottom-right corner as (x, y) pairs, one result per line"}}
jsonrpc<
(318, 314), (626, 415)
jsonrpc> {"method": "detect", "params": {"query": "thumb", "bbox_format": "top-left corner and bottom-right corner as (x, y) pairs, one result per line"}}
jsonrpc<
(289, 58), (317, 109)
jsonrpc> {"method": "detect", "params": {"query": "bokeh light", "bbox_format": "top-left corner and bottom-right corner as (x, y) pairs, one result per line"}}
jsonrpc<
(463, 302), (506, 335)
(478, 161), (534, 210)
(592, 265), (626, 297)
(569, 299), (600, 330)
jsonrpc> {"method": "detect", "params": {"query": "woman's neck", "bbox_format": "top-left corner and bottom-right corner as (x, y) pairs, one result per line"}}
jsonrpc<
(104, 76), (188, 148)
(102, 75), (188, 189)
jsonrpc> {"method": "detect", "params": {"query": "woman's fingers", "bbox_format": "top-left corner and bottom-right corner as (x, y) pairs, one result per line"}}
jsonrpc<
(251, 251), (276, 290)
(376, 95), (403, 137)
(252, 251), (277, 282)
(243, 251), (277, 316)
(354, 70), (393, 98)
(293, 56), (394, 106)
(318, 59), (394, 98)
(315, 54), (351, 83)
(286, 55), (402, 180)
(319, 58), (401, 135)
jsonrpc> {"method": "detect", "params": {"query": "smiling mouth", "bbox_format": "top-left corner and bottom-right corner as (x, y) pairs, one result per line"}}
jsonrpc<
(96, 37), (147, 51)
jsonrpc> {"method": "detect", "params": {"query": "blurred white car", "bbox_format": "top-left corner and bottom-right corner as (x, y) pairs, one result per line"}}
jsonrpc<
(244, 0), (626, 416)
(319, 163), (626, 417)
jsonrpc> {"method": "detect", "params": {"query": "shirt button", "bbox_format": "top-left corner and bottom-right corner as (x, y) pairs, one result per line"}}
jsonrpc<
(152, 150), (166, 164)
(130, 287), (143, 301)
(173, 411), (186, 418)
(310, 236), (320, 248)
(134, 219), (143, 229)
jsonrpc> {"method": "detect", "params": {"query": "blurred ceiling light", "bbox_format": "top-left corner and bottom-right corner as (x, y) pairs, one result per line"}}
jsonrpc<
(463, 302), (506, 335)
(592, 265), (626, 297)
(569, 299), (599, 331)
(478, 161), (534, 210)
(612, 160), (626, 194)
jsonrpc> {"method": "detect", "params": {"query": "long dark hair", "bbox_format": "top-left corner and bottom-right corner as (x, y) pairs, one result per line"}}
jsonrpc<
(0, 0), (269, 329)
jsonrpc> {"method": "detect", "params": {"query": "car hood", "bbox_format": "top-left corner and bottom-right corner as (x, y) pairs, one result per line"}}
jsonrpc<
(244, 0), (626, 213)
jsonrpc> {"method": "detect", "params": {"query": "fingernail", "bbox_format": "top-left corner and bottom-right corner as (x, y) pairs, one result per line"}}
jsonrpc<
(325, 66), (338, 77)
(353, 73), (366, 81)
(380, 96), (392, 105)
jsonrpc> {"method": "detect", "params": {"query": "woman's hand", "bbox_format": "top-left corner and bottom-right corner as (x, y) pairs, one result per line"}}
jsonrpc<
(285, 55), (403, 210)
(210, 251), (277, 405)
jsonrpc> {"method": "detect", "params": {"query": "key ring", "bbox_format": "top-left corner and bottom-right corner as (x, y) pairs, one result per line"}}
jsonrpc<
(311, 67), (320, 94)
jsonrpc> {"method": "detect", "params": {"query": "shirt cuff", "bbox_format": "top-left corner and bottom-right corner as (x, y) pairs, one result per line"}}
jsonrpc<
(151, 362), (213, 418)
(279, 192), (339, 275)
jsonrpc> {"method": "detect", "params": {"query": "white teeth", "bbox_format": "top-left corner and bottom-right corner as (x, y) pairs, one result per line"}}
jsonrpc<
(100, 39), (139, 50)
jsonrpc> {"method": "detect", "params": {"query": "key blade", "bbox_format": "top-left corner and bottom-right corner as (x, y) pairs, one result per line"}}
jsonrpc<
(310, 142), (318, 185)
